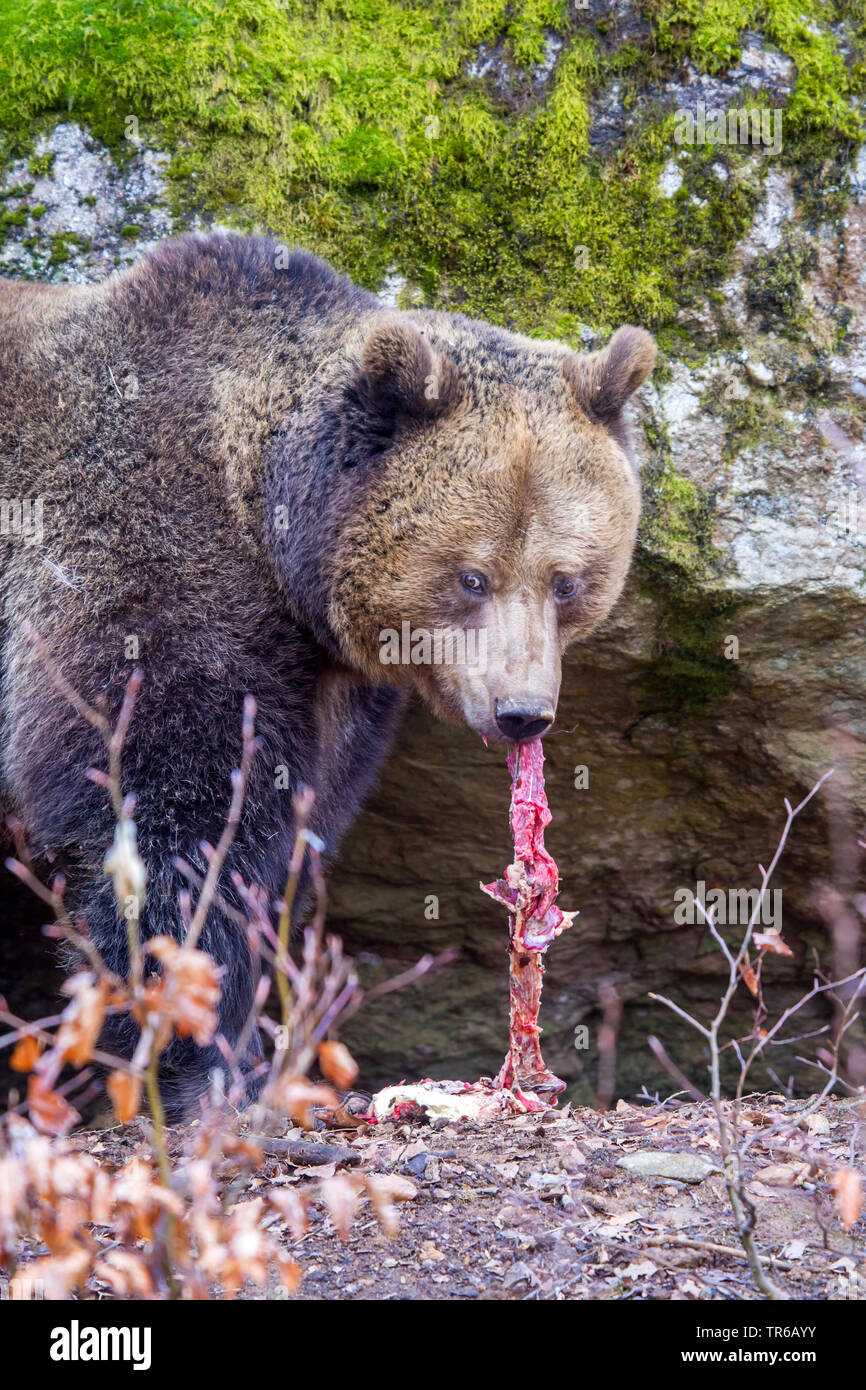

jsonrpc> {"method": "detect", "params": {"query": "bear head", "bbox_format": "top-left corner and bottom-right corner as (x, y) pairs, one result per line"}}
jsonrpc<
(268, 311), (655, 744)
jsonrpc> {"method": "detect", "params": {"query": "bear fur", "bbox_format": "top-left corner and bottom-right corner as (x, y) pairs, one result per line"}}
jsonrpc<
(0, 234), (655, 1115)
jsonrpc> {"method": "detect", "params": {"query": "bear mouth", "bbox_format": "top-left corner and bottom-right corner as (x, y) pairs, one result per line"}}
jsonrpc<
(505, 715), (552, 741)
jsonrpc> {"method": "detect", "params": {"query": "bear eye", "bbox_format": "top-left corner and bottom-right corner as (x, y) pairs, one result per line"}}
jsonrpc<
(553, 574), (581, 602)
(460, 571), (488, 597)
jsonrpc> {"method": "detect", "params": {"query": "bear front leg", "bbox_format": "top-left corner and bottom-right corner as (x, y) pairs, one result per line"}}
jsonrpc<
(92, 766), (300, 1119)
(5, 668), (308, 1119)
(95, 869), (266, 1121)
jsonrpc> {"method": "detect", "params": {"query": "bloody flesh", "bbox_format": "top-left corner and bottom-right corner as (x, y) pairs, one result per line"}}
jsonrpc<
(366, 737), (574, 1126)
(481, 738), (575, 1105)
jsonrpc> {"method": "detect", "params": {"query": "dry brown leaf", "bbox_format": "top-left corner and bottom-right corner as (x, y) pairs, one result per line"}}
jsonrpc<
(753, 928), (794, 957)
(615, 1099), (641, 1115)
(320, 1173), (363, 1239)
(269, 1187), (309, 1241)
(224, 1198), (269, 1286)
(94, 1249), (154, 1298)
(641, 1113), (673, 1130)
(419, 1239), (446, 1262)
(293, 1162), (337, 1179)
(266, 1074), (339, 1129)
(317, 1040), (359, 1090)
(742, 1109), (773, 1127)
(56, 973), (108, 1066)
(23, 1248), (90, 1300)
(145, 937), (223, 1047)
(597, 1210), (642, 1238)
(754, 1163), (810, 1186)
(10, 1034), (41, 1073)
(27, 1073), (80, 1136)
(832, 1168), (862, 1230)
(106, 1070), (142, 1124)
(365, 1173), (418, 1236)
(276, 1254), (302, 1294)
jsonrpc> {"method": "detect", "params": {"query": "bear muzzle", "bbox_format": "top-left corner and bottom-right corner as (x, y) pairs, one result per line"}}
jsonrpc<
(493, 698), (555, 743)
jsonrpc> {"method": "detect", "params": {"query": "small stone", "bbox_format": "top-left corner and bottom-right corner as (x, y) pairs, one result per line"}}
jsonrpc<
(745, 359), (776, 387)
(503, 1261), (536, 1288)
(616, 1151), (721, 1183)
(676, 299), (718, 343)
(659, 159), (683, 197)
(805, 1113), (830, 1137)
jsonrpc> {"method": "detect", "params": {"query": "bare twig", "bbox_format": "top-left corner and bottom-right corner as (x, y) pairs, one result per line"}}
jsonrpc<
(650, 771), (841, 1300)
(185, 694), (259, 951)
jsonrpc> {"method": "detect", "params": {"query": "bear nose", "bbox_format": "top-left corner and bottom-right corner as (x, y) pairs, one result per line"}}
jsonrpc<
(494, 700), (555, 742)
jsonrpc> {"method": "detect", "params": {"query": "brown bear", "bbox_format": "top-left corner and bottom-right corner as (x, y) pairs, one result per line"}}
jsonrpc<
(0, 234), (655, 1115)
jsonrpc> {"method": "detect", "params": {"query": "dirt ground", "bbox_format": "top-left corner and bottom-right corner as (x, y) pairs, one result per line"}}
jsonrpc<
(42, 1090), (864, 1302)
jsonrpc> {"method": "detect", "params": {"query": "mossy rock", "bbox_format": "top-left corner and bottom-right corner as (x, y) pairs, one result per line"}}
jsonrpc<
(0, 0), (861, 329)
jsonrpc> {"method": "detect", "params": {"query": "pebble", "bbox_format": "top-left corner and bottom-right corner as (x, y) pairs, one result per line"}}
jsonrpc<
(745, 359), (776, 387)
(616, 1151), (721, 1183)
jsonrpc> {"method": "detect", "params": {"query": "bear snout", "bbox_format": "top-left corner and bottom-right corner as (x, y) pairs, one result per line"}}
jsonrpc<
(493, 698), (555, 743)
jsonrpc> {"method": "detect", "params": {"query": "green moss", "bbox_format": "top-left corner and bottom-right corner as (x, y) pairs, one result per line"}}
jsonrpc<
(47, 239), (70, 266)
(0, 180), (33, 199)
(745, 229), (818, 332)
(700, 371), (782, 459)
(639, 454), (717, 582)
(27, 148), (55, 176)
(47, 229), (89, 265)
(119, 222), (140, 237)
(505, 0), (566, 68)
(634, 438), (743, 721)
(0, 0), (776, 330)
(723, 392), (771, 459)
(644, 0), (863, 144)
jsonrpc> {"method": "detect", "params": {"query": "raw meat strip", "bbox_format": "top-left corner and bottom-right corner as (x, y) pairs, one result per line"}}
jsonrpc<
(481, 739), (575, 1104)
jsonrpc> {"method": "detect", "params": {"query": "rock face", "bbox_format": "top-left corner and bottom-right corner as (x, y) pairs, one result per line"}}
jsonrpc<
(0, 10), (863, 1105)
(0, 123), (172, 281)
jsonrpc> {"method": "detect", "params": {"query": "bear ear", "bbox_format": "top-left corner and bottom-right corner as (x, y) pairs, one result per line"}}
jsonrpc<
(359, 317), (459, 427)
(562, 326), (656, 428)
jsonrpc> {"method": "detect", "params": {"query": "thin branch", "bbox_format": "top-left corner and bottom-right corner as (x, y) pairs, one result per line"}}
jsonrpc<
(185, 695), (259, 950)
